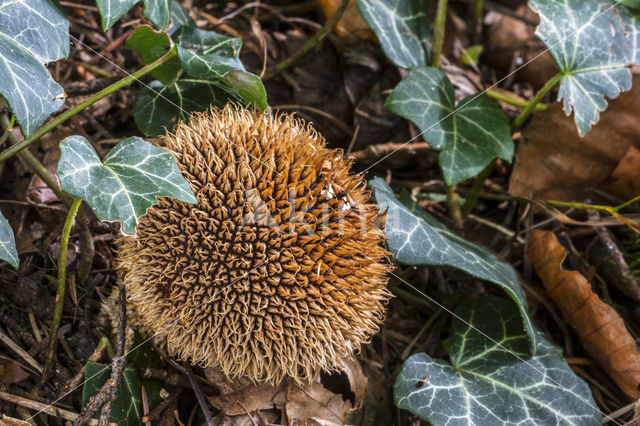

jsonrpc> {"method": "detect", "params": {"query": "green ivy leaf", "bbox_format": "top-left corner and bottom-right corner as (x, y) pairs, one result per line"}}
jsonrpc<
(371, 178), (536, 351)
(175, 26), (267, 109)
(0, 0), (69, 137)
(530, 0), (640, 135)
(0, 211), (18, 269)
(125, 26), (181, 85)
(395, 296), (600, 425)
(134, 79), (243, 136)
(96, 0), (171, 30)
(386, 67), (513, 185)
(57, 136), (196, 234)
(142, 0), (171, 30)
(355, 0), (430, 68)
(82, 362), (143, 425)
(167, 1), (193, 36)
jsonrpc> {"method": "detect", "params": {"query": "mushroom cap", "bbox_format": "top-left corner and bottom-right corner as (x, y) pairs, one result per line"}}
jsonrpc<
(116, 105), (391, 384)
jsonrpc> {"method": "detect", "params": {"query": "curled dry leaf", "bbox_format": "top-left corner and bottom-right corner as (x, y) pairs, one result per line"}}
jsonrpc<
(527, 230), (640, 400)
(205, 357), (367, 424)
(316, 0), (374, 39)
(510, 74), (640, 202)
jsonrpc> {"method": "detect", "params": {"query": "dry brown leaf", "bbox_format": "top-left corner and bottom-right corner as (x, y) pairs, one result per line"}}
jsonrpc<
(205, 369), (285, 416)
(610, 146), (640, 200)
(509, 74), (640, 202)
(316, 0), (374, 40)
(484, 6), (557, 88)
(0, 362), (29, 388)
(527, 230), (640, 400)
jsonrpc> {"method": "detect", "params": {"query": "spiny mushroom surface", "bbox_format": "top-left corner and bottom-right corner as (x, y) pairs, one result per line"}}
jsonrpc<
(116, 105), (391, 384)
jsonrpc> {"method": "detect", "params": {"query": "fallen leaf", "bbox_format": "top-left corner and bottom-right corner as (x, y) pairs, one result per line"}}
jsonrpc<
(484, 6), (557, 88)
(0, 361), (29, 388)
(509, 74), (640, 202)
(206, 369), (284, 416)
(527, 230), (640, 400)
(317, 0), (374, 40)
(610, 146), (640, 200)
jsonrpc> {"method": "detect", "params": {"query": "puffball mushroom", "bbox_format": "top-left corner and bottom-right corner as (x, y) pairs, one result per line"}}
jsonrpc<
(116, 105), (391, 384)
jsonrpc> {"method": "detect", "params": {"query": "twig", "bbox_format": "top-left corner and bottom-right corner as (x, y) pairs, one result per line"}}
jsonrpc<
(0, 327), (43, 373)
(348, 142), (431, 163)
(446, 186), (464, 230)
(274, 104), (352, 135)
(471, 0), (483, 43)
(74, 286), (126, 426)
(262, 0), (349, 80)
(0, 47), (178, 163)
(143, 388), (183, 424)
(62, 337), (109, 395)
(461, 160), (495, 217)
(594, 224), (640, 302)
(0, 391), (105, 425)
(98, 284), (127, 425)
(41, 198), (82, 384)
(185, 367), (214, 426)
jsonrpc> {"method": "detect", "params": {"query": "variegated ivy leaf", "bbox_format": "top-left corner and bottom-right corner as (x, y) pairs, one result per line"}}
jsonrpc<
(0, 211), (18, 269)
(386, 67), (513, 185)
(395, 296), (600, 425)
(175, 25), (267, 110)
(371, 178), (536, 351)
(95, 0), (171, 30)
(134, 79), (243, 137)
(57, 136), (196, 234)
(530, 0), (640, 135)
(0, 0), (69, 137)
(355, 0), (430, 68)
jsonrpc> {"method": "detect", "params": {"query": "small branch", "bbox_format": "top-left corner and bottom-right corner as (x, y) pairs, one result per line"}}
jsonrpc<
(594, 224), (640, 302)
(262, 0), (348, 80)
(511, 73), (561, 132)
(485, 88), (547, 110)
(0, 327), (43, 373)
(0, 391), (104, 425)
(0, 48), (178, 164)
(62, 337), (109, 395)
(471, 0), (483, 43)
(431, 0), (449, 68)
(75, 286), (126, 426)
(41, 197), (82, 384)
(348, 141), (431, 163)
(185, 367), (214, 426)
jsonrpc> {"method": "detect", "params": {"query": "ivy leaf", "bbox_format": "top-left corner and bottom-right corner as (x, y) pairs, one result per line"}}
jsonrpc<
(125, 26), (181, 85)
(82, 362), (143, 425)
(175, 26), (267, 109)
(386, 67), (513, 185)
(142, 0), (171, 30)
(530, 0), (640, 135)
(57, 136), (196, 235)
(371, 178), (536, 351)
(0, 211), (18, 269)
(395, 296), (600, 426)
(0, 0), (69, 137)
(167, 1), (193, 36)
(134, 79), (243, 137)
(355, 0), (430, 68)
(96, 0), (171, 30)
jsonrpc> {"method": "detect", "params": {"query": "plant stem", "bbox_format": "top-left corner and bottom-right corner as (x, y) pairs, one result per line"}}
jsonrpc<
(263, 0), (349, 80)
(471, 0), (484, 43)
(485, 88), (547, 110)
(446, 185), (464, 229)
(461, 159), (495, 217)
(42, 197), (82, 384)
(431, 0), (449, 68)
(0, 48), (178, 164)
(511, 73), (561, 132)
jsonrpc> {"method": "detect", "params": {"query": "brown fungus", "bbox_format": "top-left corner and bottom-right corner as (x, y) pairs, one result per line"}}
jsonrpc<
(116, 105), (391, 384)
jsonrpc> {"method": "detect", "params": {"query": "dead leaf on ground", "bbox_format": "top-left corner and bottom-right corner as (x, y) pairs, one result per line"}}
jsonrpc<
(509, 74), (640, 202)
(0, 361), (29, 388)
(205, 357), (367, 424)
(317, 0), (374, 40)
(484, 6), (557, 88)
(527, 230), (640, 400)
